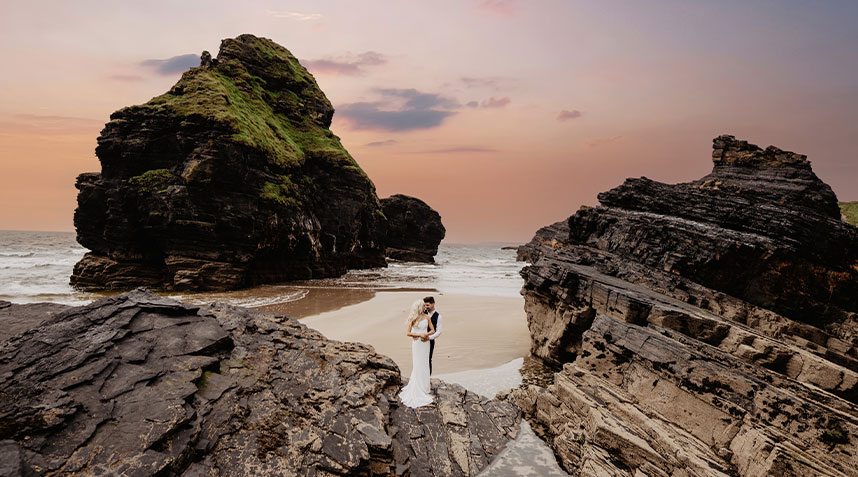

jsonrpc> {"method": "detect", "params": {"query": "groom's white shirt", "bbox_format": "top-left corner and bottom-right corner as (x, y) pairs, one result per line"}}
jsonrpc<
(428, 312), (443, 340)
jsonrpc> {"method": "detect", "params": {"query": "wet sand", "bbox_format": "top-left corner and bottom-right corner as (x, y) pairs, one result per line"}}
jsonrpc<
(260, 287), (379, 318)
(285, 290), (531, 376)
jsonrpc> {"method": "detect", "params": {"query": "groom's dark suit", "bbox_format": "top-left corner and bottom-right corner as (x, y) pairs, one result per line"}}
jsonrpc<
(428, 311), (439, 374)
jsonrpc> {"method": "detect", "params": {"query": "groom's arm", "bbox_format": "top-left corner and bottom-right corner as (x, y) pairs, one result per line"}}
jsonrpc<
(428, 315), (443, 340)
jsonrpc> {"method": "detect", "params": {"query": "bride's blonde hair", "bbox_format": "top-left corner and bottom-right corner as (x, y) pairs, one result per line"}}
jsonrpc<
(406, 299), (425, 329)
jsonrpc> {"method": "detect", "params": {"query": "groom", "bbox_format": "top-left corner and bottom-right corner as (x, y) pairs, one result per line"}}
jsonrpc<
(421, 296), (442, 374)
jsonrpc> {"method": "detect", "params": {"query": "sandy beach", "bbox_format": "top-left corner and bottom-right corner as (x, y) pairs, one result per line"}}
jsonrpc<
(265, 289), (531, 376)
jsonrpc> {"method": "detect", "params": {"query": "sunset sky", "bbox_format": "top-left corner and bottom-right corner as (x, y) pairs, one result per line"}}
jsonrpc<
(1, 0), (856, 243)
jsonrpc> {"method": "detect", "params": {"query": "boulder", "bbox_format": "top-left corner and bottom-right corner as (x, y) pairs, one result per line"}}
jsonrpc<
(380, 194), (445, 263)
(71, 34), (388, 291)
(510, 136), (858, 476)
(0, 290), (518, 475)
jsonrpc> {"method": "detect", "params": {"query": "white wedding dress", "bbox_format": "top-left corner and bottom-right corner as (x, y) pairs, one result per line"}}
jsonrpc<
(399, 318), (433, 408)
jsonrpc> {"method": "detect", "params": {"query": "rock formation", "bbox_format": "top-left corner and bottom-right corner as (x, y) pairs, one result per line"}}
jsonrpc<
(0, 289), (518, 475)
(380, 195), (446, 262)
(509, 135), (858, 476)
(515, 218), (569, 263)
(72, 34), (402, 291)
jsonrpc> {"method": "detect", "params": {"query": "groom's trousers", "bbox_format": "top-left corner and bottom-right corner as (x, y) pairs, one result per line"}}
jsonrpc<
(429, 339), (435, 374)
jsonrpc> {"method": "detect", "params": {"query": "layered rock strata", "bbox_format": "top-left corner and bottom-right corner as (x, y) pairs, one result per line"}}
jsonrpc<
(510, 136), (858, 476)
(515, 218), (569, 263)
(574, 135), (858, 329)
(0, 289), (518, 476)
(72, 34), (390, 291)
(380, 195), (446, 263)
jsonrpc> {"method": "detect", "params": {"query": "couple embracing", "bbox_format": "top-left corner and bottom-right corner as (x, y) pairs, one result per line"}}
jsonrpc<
(399, 296), (443, 408)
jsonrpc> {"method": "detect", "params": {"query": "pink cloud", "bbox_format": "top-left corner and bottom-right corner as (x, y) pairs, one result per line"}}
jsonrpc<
(557, 109), (583, 121)
(584, 135), (623, 148)
(365, 139), (399, 147)
(303, 51), (386, 76)
(267, 10), (323, 21)
(0, 114), (103, 134)
(409, 146), (497, 154)
(106, 74), (144, 82)
(481, 96), (511, 108)
(477, 0), (517, 16)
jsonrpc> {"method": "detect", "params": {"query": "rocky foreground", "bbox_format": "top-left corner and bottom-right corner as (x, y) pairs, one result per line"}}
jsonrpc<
(72, 34), (444, 291)
(0, 290), (518, 476)
(510, 135), (858, 476)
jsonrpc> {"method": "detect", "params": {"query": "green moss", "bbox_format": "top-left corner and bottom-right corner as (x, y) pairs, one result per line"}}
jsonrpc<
(196, 370), (214, 391)
(260, 177), (299, 206)
(128, 169), (175, 193)
(145, 67), (304, 168)
(137, 37), (364, 173)
(840, 202), (858, 226)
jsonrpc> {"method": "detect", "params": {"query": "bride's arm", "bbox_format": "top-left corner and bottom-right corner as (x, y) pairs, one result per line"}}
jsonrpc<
(406, 322), (419, 339)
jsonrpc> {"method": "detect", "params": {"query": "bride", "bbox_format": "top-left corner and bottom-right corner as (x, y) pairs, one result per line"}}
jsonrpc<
(399, 299), (436, 408)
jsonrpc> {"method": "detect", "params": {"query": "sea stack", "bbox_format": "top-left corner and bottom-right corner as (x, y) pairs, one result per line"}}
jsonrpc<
(71, 34), (444, 291)
(380, 194), (446, 262)
(509, 136), (858, 475)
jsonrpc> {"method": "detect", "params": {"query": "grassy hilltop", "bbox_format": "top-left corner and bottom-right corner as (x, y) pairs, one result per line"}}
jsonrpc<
(841, 202), (858, 226)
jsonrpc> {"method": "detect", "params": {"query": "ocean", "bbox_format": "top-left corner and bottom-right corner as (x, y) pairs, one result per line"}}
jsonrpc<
(0, 230), (525, 306)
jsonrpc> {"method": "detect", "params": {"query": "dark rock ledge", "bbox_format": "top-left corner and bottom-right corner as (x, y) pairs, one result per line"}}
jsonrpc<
(0, 289), (518, 476)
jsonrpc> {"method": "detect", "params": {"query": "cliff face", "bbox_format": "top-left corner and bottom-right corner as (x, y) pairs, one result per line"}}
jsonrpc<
(72, 34), (389, 291)
(380, 194), (446, 263)
(0, 290), (518, 475)
(569, 135), (858, 328)
(509, 136), (858, 476)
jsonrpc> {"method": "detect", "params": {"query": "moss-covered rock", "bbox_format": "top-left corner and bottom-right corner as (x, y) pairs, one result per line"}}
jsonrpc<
(72, 34), (389, 291)
(840, 201), (858, 226)
(128, 169), (176, 194)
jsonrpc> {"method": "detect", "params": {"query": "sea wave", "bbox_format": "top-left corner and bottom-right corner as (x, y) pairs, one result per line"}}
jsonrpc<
(0, 252), (35, 258)
(0, 230), (525, 305)
(167, 288), (311, 308)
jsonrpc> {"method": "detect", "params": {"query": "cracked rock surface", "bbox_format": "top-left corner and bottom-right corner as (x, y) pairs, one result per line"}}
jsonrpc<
(0, 289), (518, 476)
